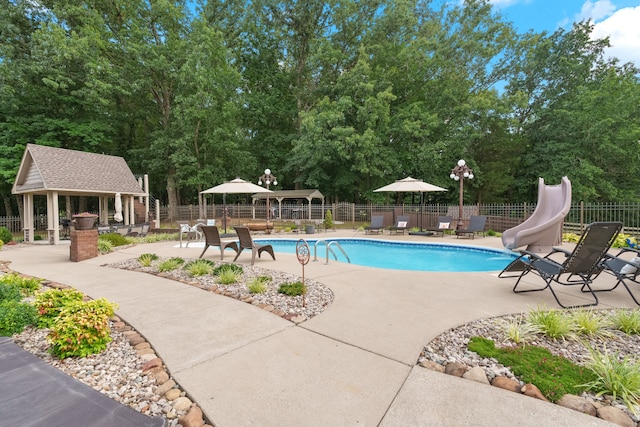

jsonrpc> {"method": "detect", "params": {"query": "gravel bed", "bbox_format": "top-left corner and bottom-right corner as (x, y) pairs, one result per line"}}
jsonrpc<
(106, 256), (334, 320)
(419, 311), (640, 419)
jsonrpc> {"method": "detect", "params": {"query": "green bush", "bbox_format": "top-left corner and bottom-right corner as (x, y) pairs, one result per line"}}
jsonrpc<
(278, 281), (306, 296)
(247, 276), (270, 294)
(98, 239), (113, 254)
(0, 300), (38, 336)
(216, 269), (240, 284)
(323, 210), (334, 230)
(137, 253), (159, 267)
(0, 273), (42, 297)
(0, 283), (22, 303)
(185, 259), (215, 276)
(48, 298), (118, 358)
(581, 345), (640, 414)
(98, 233), (130, 247)
(0, 227), (12, 244)
(157, 257), (184, 272)
(34, 288), (85, 328)
(213, 263), (243, 276)
(609, 309), (640, 334)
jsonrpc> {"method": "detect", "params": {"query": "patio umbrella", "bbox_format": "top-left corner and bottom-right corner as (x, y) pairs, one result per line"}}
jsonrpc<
(374, 176), (447, 233)
(113, 192), (123, 223)
(201, 178), (272, 232)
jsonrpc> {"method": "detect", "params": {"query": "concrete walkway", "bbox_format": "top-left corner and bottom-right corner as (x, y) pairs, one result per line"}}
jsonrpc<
(1, 231), (630, 426)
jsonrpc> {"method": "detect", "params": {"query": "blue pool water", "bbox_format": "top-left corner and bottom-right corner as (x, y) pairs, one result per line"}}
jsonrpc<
(253, 238), (517, 272)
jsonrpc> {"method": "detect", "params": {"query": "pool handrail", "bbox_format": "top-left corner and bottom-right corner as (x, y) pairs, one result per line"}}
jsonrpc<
(313, 239), (351, 265)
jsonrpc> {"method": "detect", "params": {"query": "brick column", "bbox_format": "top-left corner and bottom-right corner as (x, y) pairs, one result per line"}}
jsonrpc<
(70, 230), (98, 262)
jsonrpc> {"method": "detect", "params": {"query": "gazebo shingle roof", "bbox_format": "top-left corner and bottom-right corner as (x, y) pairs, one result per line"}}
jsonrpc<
(12, 144), (145, 196)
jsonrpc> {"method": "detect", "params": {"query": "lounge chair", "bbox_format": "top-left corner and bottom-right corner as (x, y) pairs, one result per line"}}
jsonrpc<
(388, 216), (410, 235)
(498, 221), (622, 308)
(365, 216), (384, 234)
(594, 247), (640, 304)
(198, 225), (239, 260)
(426, 215), (454, 237)
(455, 215), (487, 239)
(233, 226), (276, 265)
(139, 223), (150, 237)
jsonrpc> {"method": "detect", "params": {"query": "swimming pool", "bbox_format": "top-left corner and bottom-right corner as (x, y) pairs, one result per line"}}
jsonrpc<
(253, 238), (517, 272)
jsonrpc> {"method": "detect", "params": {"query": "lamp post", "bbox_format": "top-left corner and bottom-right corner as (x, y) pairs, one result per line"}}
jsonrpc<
(450, 159), (474, 229)
(258, 168), (277, 231)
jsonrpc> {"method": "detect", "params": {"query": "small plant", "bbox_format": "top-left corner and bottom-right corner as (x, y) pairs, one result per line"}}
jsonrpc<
(0, 273), (42, 297)
(157, 257), (185, 272)
(247, 276), (270, 294)
(571, 309), (611, 338)
(609, 309), (640, 334)
(213, 263), (243, 276)
(48, 298), (118, 359)
(0, 282), (22, 302)
(98, 233), (130, 247)
(278, 281), (306, 296)
(500, 314), (540, 345)
(138, 253), (159, 267)
(527, 305), (576, 340)
(217, 269), (240, 284)
(323, 210), (334, 230)
(98, 239), (113, 254)
(0, 226), (13, 244)
(34, 288), (85, 328)
(581, 345), (640, 414)
(185, 259), (215, 276)
(0, 299), (38, 335)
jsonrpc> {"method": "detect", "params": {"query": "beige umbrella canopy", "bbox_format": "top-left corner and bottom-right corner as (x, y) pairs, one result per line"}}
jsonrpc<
(374, 176), (447, 232)
(201, 178), (272, 231)
(113, 193), (123, 223)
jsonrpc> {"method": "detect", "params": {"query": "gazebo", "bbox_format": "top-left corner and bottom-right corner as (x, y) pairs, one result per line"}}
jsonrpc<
(251, 189), (324, 220)
(12, 144), (147, 244)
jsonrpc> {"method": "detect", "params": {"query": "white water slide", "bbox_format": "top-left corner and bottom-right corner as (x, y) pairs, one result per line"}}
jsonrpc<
(502, 176), (572, 253)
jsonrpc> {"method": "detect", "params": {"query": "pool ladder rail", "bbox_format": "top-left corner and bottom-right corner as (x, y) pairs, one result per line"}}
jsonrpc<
(312, 239), (351, 265)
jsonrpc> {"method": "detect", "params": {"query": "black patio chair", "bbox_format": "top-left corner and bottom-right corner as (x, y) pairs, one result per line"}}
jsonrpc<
(498, 222), (623, 308)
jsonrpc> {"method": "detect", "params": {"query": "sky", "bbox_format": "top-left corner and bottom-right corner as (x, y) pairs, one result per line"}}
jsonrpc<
(488, 0), (640, 67)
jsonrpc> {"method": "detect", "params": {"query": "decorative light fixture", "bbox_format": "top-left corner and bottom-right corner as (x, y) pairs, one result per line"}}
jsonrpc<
(258, 168), (277, 230)
(450, 159), (474, 229)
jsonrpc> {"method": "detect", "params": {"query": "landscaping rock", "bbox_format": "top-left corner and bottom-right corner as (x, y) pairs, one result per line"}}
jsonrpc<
(419, 360), (445, 373)
(521, 383), (548, 401)
(462, 366), (490, 385)
(557, 394), (597, 416)
(444, 362), (467, 377)
(179, 406), (205, 427)
(491, 376), (521, 393)
(596, 406), (636, 427)
(155, 379), (176, 396)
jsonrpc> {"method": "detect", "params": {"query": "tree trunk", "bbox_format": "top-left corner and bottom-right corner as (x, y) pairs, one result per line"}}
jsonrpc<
(166, 168), (178, 222)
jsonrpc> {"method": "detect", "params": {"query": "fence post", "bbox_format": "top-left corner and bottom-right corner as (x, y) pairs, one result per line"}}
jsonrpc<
(580, 201), (584, 233)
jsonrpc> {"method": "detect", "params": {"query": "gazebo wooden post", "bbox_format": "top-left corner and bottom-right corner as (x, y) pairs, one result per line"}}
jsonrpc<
(23, 194), (34, 243)
(46, 191), (60, 245)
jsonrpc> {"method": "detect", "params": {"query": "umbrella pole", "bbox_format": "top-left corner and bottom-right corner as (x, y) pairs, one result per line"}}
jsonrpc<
(223, 194), (227, 233)
(420, 192), (424, 231)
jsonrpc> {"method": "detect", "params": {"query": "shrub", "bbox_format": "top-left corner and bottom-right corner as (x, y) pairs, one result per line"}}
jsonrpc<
(609, 309), (640, 335)
(0, 240), (3, 250)
(278, 281), (306, 296)
(0, 227), (12, 244)
(0, 300), (38, 336)
(571, 310), (611, 338)
(98, 233), (130, 247)
(138, 253), (159, 267)
(562, 232), (581, 243)
(34, 288), (85, 328)
(247, 276), (270, 294)
(217, 269), (240, 285)
(0, 273), (42, 297)
(157, 257), (184, 272)
(97, 239), (113, 254)
(48, 298), (118, 359)
(185, 259), (215, 276)
(527, 306), (576, 340)
(500, 314), (540, 345)
(213, 263), (243, 276)
(323, 210), (334, 230)
(581, 345), (640, 414)
(0, 282), (22, 303)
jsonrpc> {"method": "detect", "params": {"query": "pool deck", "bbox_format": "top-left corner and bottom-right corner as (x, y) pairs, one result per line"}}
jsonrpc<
(1, 229), (631, 426)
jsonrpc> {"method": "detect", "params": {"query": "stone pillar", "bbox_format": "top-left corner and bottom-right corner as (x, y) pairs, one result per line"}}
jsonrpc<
(70, 230), (98, 262)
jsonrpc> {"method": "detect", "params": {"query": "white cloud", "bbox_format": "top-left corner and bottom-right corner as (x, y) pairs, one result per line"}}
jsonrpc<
(576, 0), (616, 21)
(591, 5), (640, 67)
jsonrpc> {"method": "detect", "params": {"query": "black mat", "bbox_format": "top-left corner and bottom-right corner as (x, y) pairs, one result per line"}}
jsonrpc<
(0, 337), (165, 427)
